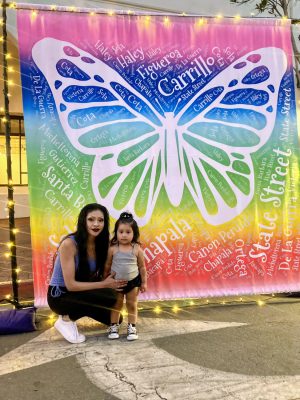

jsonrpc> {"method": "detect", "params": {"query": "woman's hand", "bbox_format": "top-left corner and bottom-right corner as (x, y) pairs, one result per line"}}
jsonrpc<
(103, 272), (127, 291)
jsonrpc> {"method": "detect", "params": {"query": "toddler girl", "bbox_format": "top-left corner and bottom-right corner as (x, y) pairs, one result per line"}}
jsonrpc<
(104, 212), (147, 340)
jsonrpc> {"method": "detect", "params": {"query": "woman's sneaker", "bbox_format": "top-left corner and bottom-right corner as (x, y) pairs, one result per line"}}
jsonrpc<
(54, 316), (86, 344)
(108, 323), (120, 339)
(127, 323), (138, 341)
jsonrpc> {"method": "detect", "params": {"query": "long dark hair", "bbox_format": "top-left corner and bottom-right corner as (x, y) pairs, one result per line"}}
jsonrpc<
(64, 203), (110, 281)
(110, 212), (140, 246)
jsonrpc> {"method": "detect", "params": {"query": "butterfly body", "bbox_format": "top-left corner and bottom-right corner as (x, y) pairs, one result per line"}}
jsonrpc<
(163, 112), (184, 207)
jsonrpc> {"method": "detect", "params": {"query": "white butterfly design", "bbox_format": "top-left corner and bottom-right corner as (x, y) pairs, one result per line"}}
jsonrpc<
(32, 38), (287, 226)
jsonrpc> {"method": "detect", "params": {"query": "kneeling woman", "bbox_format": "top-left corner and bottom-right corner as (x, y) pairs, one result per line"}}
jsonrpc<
(48, 203), (127, 343)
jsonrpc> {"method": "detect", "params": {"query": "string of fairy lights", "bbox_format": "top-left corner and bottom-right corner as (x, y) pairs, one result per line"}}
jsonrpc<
(2, 0), (300, 19)
(0, 1), (299, 314)
(43, 295), (274, 326)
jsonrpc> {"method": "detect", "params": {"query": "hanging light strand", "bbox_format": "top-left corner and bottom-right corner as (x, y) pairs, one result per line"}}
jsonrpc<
(3, 1), (298, 22)
(1, 0), (19, 308)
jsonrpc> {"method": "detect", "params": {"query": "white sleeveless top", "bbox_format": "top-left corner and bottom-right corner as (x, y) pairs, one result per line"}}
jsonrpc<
(111, 245), (139, 281)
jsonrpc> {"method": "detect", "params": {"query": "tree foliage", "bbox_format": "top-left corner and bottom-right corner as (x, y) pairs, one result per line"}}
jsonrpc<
(230, 0), (289, 17)
(230, 0), (300, 86)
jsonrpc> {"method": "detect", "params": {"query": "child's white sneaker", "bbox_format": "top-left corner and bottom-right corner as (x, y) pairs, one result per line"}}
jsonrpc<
(108, 323), (120, 339)
(54, 316), (86, 344)
(127, 323), (138, 341)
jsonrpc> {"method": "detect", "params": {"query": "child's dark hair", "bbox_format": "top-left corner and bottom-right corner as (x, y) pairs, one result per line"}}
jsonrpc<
(111, 212), (140, 245)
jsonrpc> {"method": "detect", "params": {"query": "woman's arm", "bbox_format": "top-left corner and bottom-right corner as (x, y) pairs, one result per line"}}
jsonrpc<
(60, 239), (126, 291)
(103, 246), (113, 279)
(137, 246), (147, 292)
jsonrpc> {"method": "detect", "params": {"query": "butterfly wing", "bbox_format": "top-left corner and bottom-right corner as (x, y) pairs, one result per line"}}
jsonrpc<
(32, 38), (165, 224)
(32, 39), (287, 226)
(174, 47), (287, 225)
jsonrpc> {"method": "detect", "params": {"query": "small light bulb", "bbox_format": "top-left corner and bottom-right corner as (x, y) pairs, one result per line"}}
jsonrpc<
(172, 305), (179, 313)
(197, 18), (205, 27)
(257, 300), (265, 306)
(12, 228), (19, 234)
(154, 306), (161, 314)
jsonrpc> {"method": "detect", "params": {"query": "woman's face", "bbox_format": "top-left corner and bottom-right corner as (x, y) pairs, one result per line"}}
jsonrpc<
(86, 210), (105, 238)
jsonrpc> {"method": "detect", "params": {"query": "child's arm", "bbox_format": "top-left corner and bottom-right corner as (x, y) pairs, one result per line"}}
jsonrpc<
(137, 246), (147, 292)
(103, 247), (114, 279)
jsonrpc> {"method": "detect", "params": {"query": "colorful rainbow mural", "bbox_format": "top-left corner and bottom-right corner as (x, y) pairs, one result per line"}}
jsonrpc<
(17, 11), (300, 306)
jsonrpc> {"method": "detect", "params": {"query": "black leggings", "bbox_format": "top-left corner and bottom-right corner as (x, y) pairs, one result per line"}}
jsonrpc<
(47, 286), (120, 325)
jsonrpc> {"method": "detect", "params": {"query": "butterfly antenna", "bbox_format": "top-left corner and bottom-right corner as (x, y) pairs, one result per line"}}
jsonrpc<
(173, 98), (181, 114)
(154, 98), (165, 115)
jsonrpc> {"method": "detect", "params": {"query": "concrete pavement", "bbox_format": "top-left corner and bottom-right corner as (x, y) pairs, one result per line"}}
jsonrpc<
(1, 295), (300, 399)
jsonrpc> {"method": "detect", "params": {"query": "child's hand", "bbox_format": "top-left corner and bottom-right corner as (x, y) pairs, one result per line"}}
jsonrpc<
(140, 282), (147, 293)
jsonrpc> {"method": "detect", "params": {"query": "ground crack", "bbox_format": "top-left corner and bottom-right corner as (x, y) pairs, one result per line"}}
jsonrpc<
(155, 387), (168, 400)
(105, 357), (138, 399)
